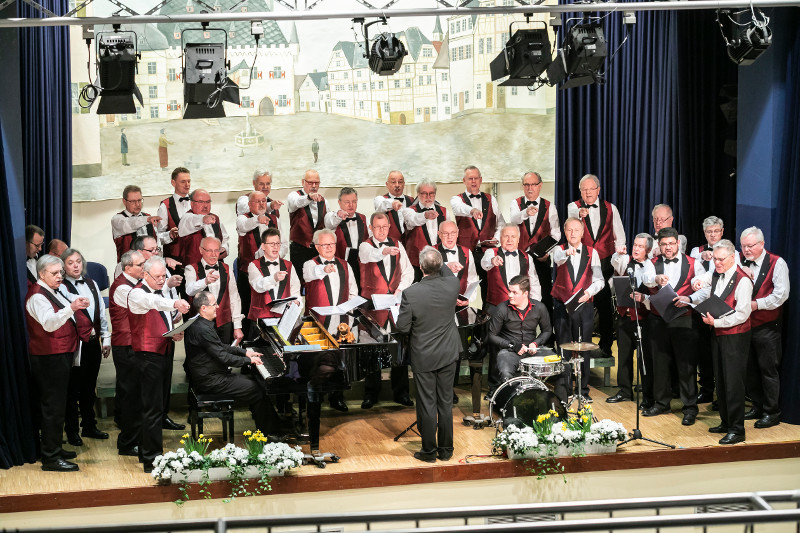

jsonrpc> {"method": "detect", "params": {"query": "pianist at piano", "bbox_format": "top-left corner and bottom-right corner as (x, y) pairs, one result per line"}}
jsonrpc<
(184, 290), (285, 438)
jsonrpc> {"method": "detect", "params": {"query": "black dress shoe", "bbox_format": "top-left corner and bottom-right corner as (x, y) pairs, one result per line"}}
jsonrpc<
(118, 446), (140, 457)
(708, 424), (728, 434)
(452, 393), (459, 405)
(82, 427), (109, 440)
(606, 392), (632, 403)
(42, 458), (79, 472)
(696, 392), (714, 404)
(754, 414), (780, 429)
(394, 396), (414, 407)
(642, 406), (668, 417)
(61, 450), (78, 460)
(413, 451), (436, 463)
(744, 408), (763, 420)
(640, 400), (654, 410)
(162, 417), (185, 431)
(682, 413), (696, 426)
(719, 433), (745, 445)
(711, 400), (719, 411)
(329, 398), (349, 412)
(437, 451), (453, 461)
(360, 398), (375, 409)
(66, 433), (84, 447)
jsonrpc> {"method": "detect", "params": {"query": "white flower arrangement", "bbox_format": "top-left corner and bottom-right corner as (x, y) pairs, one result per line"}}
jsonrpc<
(588, 419), (628, 445)
(492, 424), (539, 454)
(151, 448), (206, 481)
(545, 423), (584, 445)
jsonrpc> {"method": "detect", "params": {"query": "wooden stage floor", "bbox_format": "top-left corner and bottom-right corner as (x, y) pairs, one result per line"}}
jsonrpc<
(2, 366), (799, 513)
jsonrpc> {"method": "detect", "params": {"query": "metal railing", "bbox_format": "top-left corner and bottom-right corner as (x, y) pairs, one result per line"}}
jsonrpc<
(7, 490), (800, 533)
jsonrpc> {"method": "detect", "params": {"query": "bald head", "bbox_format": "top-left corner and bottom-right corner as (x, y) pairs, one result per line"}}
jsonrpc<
(248, 191), (268, 215)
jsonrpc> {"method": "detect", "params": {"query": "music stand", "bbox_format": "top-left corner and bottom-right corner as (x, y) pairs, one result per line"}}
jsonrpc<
(394, 420), (420, 441)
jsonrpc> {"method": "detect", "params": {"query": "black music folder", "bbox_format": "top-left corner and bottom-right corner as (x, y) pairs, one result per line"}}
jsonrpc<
(565, 289), (587, 314)
(693, 295), (735, 319)
(530, 236), (559, 258)
(612, 276), (635, 308)
(649, 284), (686, 323)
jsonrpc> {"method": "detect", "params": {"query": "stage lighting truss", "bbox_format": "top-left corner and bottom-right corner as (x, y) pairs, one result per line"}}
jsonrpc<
(354, 17), (408, 76)
(89, 27), (144, 114)
(489, 17), (553, 89)
(181, 23), (241, 119)
(716, 7), (772, 66)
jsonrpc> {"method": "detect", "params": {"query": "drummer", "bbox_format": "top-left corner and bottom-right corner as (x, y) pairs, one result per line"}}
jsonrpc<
(488, 275), (566, 402)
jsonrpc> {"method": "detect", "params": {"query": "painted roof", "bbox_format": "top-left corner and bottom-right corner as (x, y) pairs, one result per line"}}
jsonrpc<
(432, 32), (450, 69)
(306, 71), (329, 91)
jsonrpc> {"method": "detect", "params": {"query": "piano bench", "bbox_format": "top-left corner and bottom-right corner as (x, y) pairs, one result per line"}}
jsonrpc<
(589, 357), (615, 387)
(189, 389), (236, 444)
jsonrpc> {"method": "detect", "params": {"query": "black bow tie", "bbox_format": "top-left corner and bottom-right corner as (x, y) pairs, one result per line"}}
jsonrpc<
(468, 194), (482, 199)
(377, 241), (390, 247)
(525, 200), (538, 207)
(204, 264), (219, 271)
(265, 260), (279, 267)
(743, 259), (756, 267)
(324, 260), (337, 265)
(664, 257), (679, 264)
(632, 261), (643, 268)
(179, 196), (190, 202)
(444, 248), (457, 255)
(503, 250), (518, 257)
(74, 279), (86, 284)
(343, 216), (359, 223)
(420, 207), (434, 212)
(584, 203), (598, 209)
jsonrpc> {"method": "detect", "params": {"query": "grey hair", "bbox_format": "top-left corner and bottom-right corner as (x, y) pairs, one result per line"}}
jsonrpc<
(312, 228), (336, 245)
(36, 255), (63, 276)
(120, 250), (143, 269)
(415, 178), (437, 194)
(702, 216), (724, 231)
(523, 171), (543, 183)
(252, 169), (272, 182)
(60, 248), (88, 277)
(419, 246), (443, 276)
(500, 224), (521, 237)
(651, 204), (673, 217)
(338, 186), (358, 200)
(142, 256), (166, 274)
(740, 226), (764, 243)
(579, 174), (600, 189)
(713, 239), (736, 255)
(634, 233), (654, 252)
(463, 165), (481, 176)
(192, 290), (214, 313)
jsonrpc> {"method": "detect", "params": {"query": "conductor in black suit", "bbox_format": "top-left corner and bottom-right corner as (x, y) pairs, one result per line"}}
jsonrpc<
(184, 290), (283, 437)
(396, 246), (461, 463)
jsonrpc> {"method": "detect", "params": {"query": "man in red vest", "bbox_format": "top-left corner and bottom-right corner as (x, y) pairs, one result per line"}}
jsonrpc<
(178, 189), (229, 267)
(358, 213), (415, 408)
(184, 236), (244, 345)
(551, 218), (604, 402)
(508, 171), (561, 319)
(373, 170), (414, 243)
(740, 226), (789, 429)
(403, 178), (448, 282)
(450, 165), (503, 304)
(480, 225), (542, 316)
(567, 174), (626, 357)
(111, 185), (163, 262)
(325, 187), (368, 290)
(691, 239), (753, 444)
(248, 227), (301, 323)
(288, 170), (328, 285)
(110, 250), (146, 457)
(127, 257), (190, 472)
(235, 169), (283, 217)
(644, 227), (708, 424)
(25, 255), (91, 471)
(157, 167), (192, 268)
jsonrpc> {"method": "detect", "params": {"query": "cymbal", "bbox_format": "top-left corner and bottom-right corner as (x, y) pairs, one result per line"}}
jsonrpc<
(560, 341), (599, 352)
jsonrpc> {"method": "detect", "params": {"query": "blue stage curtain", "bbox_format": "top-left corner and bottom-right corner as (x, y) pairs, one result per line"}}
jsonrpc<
(19, 0), (72, 241)
(554, 2), (737, 246)
(775, 10), (800, 425)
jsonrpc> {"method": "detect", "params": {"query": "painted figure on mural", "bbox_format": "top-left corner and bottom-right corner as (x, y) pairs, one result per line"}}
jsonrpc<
(120, 128), (130, 166)
(158, 128), (174, 171)
(312, 138), (319, 163)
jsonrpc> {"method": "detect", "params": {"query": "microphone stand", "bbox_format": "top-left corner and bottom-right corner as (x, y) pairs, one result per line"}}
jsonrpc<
(621, 267), (675, 449)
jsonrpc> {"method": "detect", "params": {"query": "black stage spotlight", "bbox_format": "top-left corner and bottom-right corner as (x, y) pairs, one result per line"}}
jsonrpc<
(490, 22), (552, 87)
(356, 17), (408, 76)
(719, 9), (772, 66)
(182, 29), (240, 119)
(95, 31), (143, 114)
(548, 22), (607, 89)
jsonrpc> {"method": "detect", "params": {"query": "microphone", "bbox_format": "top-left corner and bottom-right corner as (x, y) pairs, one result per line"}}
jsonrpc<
(626, 266), (637, 290)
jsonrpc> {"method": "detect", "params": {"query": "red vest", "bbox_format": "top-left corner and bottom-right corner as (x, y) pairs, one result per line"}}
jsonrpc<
(114, 211), (156, 262)
(109, 273), (137, 347)
(334, 213), (368, 260)
(515, 196), (553, 253)
(437, 244), (471, 295)
(289, 191), (326, 247)
(711, 266), (752, 336)
(249, 257), (294, 319)
(383, 193), (414, 243)
(237, 212), (278, 272)
(360, 238), (404, 300)
(742, 251), (783, 328)
(616, 259), (649, 322)
(649, 254), (697, 319)
(486, 248), (529, 306)
(127, 284), (172, 354)
(575, 200), (616, 259)
(25, 284), (80, 355)
(455, 192), (498, 250)
(305, 256), (350, 312)
(191, 261), (233, 327)
(179, 210), (223, 267)
(405, 203), (447, 267)
(160, 196), (184, 260)
(551, 245), (596, 304)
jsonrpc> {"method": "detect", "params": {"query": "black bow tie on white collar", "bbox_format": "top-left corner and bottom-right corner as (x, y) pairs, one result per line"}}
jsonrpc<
(664, 257), (679, 264)
(743, 259), (756, 267)
(444, 248), (457, 255)
(377, 241), (390, 246)
(584, 203), (598, 209)
(420, 207), (435, 212)
(323, 260), (337, 265)
(524, 200), (538, 207)
(503, 250), (518, 257)
(179, 196), (190, 202)
(74, 278), (86, 284)
(468, 194), (482, 199)
(343, 216), (359, 223)
(204, 264), (219, 271)
(632, 261), (643, 267)
(265, 260), (279, 267)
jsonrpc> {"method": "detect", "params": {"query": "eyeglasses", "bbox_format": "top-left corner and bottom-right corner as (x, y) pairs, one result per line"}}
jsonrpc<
(742, 241), (763, 250)
(45, 269), (64, 277)
(315, 243), (336, 248)
(201, 247), (221, 254)
(579, 187), (599, 192)
(713, 255), (731, 262)
(146, 271), (167, 281)
(264, 241), (281, 247)
(28, 240), (44, 249)
(704, 228), (723, 234)
(304, 180), (320, 186)
(653, 217), (673, 224)
(440, 231), (458, 237)
(134, 261), (146, 267)
(143, 247), (162, 254)
(192, 199), (211, 205)
(124, 198), (143, 204)
(524, 182), (542, 187)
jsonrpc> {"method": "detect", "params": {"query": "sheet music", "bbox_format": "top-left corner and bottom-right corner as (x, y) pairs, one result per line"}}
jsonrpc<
(390, 305), (400, 323)
(312, 296), (367, 316)
(278, 302), (301, 340)
(372, 293), (400, 310)
(162, 314), (200, 337)
(459, 280), (480, 301)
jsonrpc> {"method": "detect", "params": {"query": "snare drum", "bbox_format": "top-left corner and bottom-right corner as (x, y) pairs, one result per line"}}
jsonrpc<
(519, 351), (564, 378)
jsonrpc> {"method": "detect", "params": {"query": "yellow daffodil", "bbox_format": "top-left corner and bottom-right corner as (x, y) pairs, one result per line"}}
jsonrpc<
(179, 440), (185, 445)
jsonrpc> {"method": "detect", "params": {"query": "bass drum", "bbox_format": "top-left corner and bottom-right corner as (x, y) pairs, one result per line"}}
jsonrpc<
(490, 377), (566, 428)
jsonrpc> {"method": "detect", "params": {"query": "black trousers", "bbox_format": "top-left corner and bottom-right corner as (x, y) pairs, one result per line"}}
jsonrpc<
(65, 337), (102, 435)
(747, 322), (782, 416)
(649, 314), (699, 415)
(236, 270), (253, 339)
(412, 265), (423, 283)
(162, 343), (175, 420)
(364, 366), (410, 401)
(475, 257), (489, 309)
(138, 350), (170, 465)
(615, 317), (647, 399)
(195, 372), (280, 433)
(345, 251), (361, 292)
(694, 314), (715, 397)
(113, 345), (141, 451)
(553, 299), (594, 396)
(30, 352), (72, 463)
(594, 256), (615, 353)
(413, 361), (457, 457)
(216, 321), (234, 346)
(290, 242), (317, 286)
(531, 255), (554, 327)
(712, 331), (751, 435)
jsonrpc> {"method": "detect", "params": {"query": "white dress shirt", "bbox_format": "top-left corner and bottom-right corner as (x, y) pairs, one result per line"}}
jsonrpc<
(26, 280), (76, 332)
(402, 204), (446, 246)
(324, 211), (363, 261)
(236, 212), (288, 258)
(127, 280), (178, 331)
(480, 248), (542, 301)
(27, 258), (37, 280)
(440, 246), (480, 303)
(112, 272), (141, 307)
(610, 252), (657, 288)
(552, 245), (605, 297)
(358, 238), (414, 293)
(450, 191), (505, 240)
(744, 249), (790, 310)
(60, 276), (111, 347)
(184, 260), (243, 329)
(508, 195), (562, 242)
(248, 259), (301, 300)
(178, 212), (230, 255)
(287, 190), (328, 228)
(656, 254), (708, 304)
(694, 264), (753, 329)
(374, 194), (411, 234)
(111, 209), (168, 244)
(566, 199), (626, 250)
(302, 257), (359, 304)
(156, 193), (192, 244)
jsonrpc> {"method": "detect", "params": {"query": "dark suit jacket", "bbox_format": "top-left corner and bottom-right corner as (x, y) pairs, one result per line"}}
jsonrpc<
(185, 316), (249, 390)
(396, 265), (461, 373)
